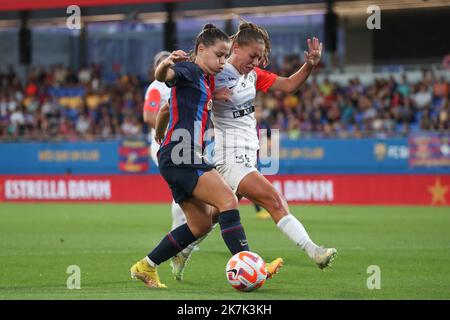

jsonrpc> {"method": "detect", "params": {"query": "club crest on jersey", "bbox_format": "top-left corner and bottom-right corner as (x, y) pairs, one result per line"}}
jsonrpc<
(207, 99), (213, 110)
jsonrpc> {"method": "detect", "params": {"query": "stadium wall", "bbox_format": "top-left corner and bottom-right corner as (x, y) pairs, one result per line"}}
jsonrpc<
(0, 174), (449, 206)
(1, 136), (449, 174)
(0, 136), (449, 205)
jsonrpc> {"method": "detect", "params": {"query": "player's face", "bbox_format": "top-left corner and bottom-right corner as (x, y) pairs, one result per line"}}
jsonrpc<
(199, 40), (230, 75)
(233, 41), (265, 74)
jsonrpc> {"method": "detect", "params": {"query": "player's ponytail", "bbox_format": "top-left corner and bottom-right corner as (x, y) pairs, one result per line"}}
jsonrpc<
(231, 18), (271, 67)
(202, 23), (216, 31)
(194, 23), (229, 55)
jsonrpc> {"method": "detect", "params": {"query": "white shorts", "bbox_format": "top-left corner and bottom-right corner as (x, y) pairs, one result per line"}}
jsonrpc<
(214, 149), (258, 192)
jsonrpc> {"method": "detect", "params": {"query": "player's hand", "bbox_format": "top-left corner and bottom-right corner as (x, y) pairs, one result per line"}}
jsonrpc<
(213, 87), (232, 102)
(304, 37), (323, 67)
(163, 50), (189, 66)
(155, 132), (164, 144)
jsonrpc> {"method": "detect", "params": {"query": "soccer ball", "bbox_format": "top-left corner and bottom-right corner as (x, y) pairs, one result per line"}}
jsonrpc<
(225, 251), (267, 292)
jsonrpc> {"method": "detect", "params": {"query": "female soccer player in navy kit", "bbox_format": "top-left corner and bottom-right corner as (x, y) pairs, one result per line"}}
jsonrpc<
(130, 24), (282, 288)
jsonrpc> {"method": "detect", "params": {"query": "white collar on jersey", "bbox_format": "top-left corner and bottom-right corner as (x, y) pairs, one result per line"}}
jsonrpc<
(225, 61), (253, 80)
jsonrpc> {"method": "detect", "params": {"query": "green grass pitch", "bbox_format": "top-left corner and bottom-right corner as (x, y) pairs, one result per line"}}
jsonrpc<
(0, 203), (449, 300)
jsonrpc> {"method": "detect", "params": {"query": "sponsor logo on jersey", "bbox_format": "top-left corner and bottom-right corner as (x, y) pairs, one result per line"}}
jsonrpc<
(232, 105), (255, 118)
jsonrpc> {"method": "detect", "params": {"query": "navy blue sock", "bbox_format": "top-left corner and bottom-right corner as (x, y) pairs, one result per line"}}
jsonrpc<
(218, 209), (250, 255)
(147, 223), (197, 265)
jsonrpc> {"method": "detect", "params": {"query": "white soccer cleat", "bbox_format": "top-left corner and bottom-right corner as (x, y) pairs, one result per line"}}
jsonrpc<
(170, 253), (191, 281)
(313, 247), (337, 270)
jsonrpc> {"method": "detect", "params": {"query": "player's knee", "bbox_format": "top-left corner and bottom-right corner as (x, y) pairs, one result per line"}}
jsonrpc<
(197, 224), (212, 236)
(210, 208), (220, 224)
(219, 192), (238, 211)
(261, 189), (288, 216)
(189, 222), (212, 238)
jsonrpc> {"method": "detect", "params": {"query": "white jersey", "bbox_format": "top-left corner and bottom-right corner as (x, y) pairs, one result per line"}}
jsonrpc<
(143, 80), (171, 139)
(143, 80), (171, 165)
(211, 62), (277, 164)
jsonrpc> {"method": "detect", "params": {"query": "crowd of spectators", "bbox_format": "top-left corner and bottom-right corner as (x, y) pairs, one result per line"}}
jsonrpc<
(0, 57), (449, 142)
(257, 55), (449, 139)
(0, 64), (144, 141)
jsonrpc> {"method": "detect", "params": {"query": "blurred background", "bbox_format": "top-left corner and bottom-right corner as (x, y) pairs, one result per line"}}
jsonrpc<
(0, 0), (449, 205)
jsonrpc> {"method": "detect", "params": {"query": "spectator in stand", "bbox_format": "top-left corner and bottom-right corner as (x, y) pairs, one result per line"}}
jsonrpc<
(0, 59), (448, 141)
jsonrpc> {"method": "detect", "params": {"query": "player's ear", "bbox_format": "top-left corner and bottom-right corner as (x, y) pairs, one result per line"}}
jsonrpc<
(197, 43), (206, 55)
(231, 42), (240, 55)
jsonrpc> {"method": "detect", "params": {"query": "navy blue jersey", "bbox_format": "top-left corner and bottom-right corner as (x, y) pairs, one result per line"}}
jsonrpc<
(160, 61), (214, 165)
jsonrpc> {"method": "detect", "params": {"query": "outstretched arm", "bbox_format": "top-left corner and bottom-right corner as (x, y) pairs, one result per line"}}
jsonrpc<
(269, 37), (323, 93)
(155, 50), (189, 83)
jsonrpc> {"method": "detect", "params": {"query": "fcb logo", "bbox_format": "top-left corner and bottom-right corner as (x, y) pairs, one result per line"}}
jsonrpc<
(119, 139), (149, 173)
(207, 99), (213, 110)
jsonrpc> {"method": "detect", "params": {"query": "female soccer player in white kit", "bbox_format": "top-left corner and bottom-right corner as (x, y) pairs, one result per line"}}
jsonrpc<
(162, 22), (337, 279)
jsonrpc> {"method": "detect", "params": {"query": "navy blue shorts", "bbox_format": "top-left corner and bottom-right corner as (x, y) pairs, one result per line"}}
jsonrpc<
(158, 148), (214, 204)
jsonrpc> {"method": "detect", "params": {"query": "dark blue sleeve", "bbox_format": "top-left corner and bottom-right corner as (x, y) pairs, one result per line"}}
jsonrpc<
(166, 62), (195, 87)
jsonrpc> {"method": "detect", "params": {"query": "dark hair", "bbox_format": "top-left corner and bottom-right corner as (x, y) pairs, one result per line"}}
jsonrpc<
(194, 23), (229, 55)
(231, 19), (271, 66)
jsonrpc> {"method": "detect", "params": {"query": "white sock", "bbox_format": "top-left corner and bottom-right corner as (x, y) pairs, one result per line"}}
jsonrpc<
(277, 214), (319, 259)
(171, 200), (187, 230)
(179, 223), (217, 258)
(145, 256), (157, 267)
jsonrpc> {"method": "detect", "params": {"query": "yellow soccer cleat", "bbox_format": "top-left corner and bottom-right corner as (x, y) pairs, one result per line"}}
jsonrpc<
(256, 209), (271, 220)
(130, 258), (167, 288)
(266, 257), (284, 279)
